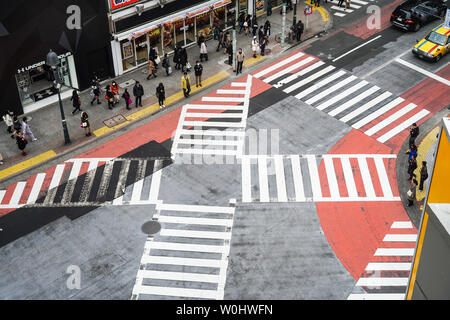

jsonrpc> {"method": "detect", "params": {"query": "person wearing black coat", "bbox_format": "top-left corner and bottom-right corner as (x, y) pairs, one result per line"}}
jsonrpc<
(252, 16), (258, 37)
(407, 156), (418, 181)
(15, 130), (28, 156)
(162, 53), (171, 76)
(156, 83), (166, 108)
(180, 47), (188, 72)
(71, 90), (82, 115)
(258, 26), (265, 43)
(226, 43), (233, 65)
(173, 45), (181, 70)
(133, 81), (144, 108)
(105, 85), (114, 110)
(409, 123), (419, 147)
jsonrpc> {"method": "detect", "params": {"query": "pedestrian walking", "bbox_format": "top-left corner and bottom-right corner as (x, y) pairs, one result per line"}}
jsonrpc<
(80, 111), (91, 137)
(194, 61), (203, 87)
(267, 1), (273, 15)
(224, 32), (232, 53)
(236, 48), (245, 75)
(71, 90), (82, 115)
(111, 80), (120, 104)
(345, 0), (350, 9)
(162, 53), (171, 76)
(105, 85), (114, 110)
(260, 35), (268, 56)
(15, 130), (28, 156)
(156, 83), (166, 108)
(409, 123), (419, 147)
(407, 179), (418, 207)
(407, 155), (418, 181)
(197, 32), (205, 47)
(419, 161), (428, 191)
(133, 81), (144, 108)
(244, 15), (250, 36)
(181, 72), (191, 98)
(11, 116), (21, 138)
(226, 42), (233, 66)
(216, 29), (224, 51)
(296, 20), (304, 42)
(149, 46), (159, 69)
(2, 109), (14, 133)
(264, 20), (271, 37)
(174, 45), (182, 70)
(200, 40), (208, 62)
(90, 83), (101, 105)
(238, 13), (246, 34)
(252, 16), (258, 37)
(338, 0), (344, 7)
(251, 36), (259, 58)
(147, 58), (157, 80)
(122, 88), (132, 110)
(180, 47), (188, 72)
(21, 116), (37, 141)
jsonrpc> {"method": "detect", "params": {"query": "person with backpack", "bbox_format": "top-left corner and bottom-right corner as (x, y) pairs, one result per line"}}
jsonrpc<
(156, 83), (166, 109)
(122, 88), (131, 110)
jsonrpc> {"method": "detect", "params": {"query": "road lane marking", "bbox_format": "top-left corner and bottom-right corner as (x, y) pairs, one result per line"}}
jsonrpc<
(395, 58), (450, 86)
(332, 35), (382, 62)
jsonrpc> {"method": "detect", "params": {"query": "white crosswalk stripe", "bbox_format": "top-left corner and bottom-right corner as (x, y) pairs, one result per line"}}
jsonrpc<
(171, 75), (253, 158)
(348, 221), (418, 300)
(0, 158), (169, 208)
(253, 55), (430, 145)
(239, 154), (399, 203)
(132, 203), (235, 300)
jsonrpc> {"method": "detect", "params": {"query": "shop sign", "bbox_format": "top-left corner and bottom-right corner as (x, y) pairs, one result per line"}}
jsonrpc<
(256, 0), (265, 11)
(128, 24), (159, 40)
(186, 6), (212, 18)
(122, 41), (134, 59)
(17, 52), (72, 74)
(110, 0), (140, 10)
(213, 0), (232, 9)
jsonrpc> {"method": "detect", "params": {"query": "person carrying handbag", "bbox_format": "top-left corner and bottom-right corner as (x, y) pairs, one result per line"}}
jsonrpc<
(105, 85), (114, 110)
(162, 53), (171, 76)
(111, 81), (120, 104)
(122, 88), (132, 110)
(147, 59), (157, 80)
(81, 111), (91, 136)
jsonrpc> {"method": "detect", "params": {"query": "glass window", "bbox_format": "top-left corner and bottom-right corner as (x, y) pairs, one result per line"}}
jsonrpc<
(212, 6), (226, 29)
(174, 19), (185, 48)
(185, 17), (196, 46)
(196, 12), (212, 40)
(163, 22), (174, 53)
(240, 0), (247, 13)
(135, 34), (149, 66)
(148, 26), (163, 58)
(121, 39), (136, 71)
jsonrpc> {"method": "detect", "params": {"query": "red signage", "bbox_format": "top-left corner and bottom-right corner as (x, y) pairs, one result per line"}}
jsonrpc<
(110, 0), (140, 10)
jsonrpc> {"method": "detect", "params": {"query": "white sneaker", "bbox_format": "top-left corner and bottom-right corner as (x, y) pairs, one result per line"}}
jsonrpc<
(33, 138), (37, 141)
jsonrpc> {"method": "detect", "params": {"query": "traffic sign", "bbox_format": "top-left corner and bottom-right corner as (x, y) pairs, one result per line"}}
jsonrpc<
(304, 6), (312, 15)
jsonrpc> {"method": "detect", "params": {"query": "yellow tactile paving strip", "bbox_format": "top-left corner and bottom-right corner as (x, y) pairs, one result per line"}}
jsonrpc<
(0, 150), (56, 181)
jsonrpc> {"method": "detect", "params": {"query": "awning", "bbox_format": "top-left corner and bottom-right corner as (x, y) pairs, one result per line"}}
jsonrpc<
(128, 24), (159, 41)
(213, 0), (232, 9)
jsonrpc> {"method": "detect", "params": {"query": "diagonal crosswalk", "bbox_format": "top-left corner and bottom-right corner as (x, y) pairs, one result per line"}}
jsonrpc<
(131, 202), (235, 300)
(171, 75), (253, 159)
(347, 221), (418, 300)
(253, 53), (430, 145)
(0, 158), (171, 208)
(240, 154), (399, 203)
(326, 0), (373, 18)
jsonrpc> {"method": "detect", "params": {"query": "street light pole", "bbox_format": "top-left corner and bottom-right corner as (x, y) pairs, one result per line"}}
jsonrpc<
(232, 0), (238, 72)
(46, 49), (71, 145)
(293, 0), (297, 26)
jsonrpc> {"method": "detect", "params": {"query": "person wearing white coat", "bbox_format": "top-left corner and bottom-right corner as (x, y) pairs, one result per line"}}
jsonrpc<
(251, 36), (259, 58)
(2, 109), (14, 133)
(200, 41), (208, 62)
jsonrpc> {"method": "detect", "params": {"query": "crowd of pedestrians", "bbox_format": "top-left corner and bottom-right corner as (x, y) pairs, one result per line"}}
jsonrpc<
(1, 109), (37, 158)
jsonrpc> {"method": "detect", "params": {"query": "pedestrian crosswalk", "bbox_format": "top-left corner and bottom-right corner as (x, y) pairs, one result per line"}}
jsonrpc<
(240, 154), (399, 203)
(347, 221), (417, 300)
(131, 202), (235, 300)
(171, 75), (253, 159)
(325, 0), (375, 18)
(252, 52), (430, 145)
(0, 157), (171, 209)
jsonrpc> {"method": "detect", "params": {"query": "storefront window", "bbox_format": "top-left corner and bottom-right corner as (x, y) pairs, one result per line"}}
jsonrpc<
(163, 22), (174, 53)
(15, 54), (77, 107)
(121, 39), (136, 71)
(240, 0), (247, 13)
(212, 7), (226, 29)
(185, 17), (196, 46)
(256, 0), (265, 12)
(196, 12), (212, 41)
(148, 26), (163, 58)
(135, 34), (148, 65)
(174, 19), (185, 48)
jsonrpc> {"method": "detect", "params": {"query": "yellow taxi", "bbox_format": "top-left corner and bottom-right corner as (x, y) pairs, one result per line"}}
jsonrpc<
(412, 23), (450, 62)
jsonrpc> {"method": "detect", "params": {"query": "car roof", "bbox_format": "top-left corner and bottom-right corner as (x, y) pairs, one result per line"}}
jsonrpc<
(432, 23), (450, 36)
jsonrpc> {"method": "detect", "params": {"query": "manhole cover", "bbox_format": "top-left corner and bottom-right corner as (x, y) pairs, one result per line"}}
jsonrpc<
(264, 48), (271, 55)
(103, 114), (127, 128)
(141, 221), (161, 235)
(119, 79), (136, 89)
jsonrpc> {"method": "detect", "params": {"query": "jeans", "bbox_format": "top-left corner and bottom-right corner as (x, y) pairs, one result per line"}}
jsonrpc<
(183, 88), (191, 97)
(135, 96), (142, 107)
(236, 61), (243, 74)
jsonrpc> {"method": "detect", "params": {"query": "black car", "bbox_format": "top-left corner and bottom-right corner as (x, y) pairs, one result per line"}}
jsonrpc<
(390, 0), (447, 31)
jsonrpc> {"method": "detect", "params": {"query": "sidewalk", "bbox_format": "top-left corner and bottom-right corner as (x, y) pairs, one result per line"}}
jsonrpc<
(0, 2), (329, 184)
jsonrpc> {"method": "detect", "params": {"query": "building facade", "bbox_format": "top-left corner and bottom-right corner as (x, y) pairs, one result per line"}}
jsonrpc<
(0, 0), (114, 116)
